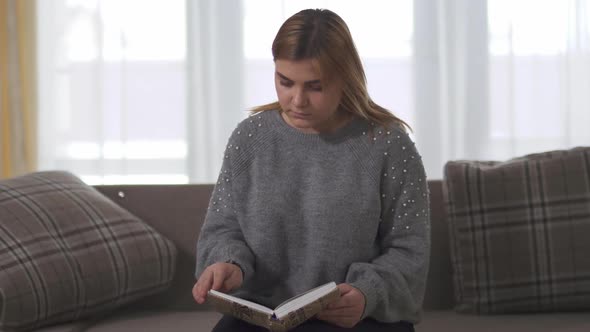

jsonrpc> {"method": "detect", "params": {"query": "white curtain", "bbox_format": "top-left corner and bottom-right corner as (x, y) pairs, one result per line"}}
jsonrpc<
(36, 0), (189, 184)
(36, 0), (590, 183)
(186, 0), (245, 183)
(415, 0), (590, 178)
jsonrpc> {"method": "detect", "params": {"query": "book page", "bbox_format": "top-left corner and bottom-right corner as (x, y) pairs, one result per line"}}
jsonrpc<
(208, 289), (274, 316)
(274, 282), (338, 319)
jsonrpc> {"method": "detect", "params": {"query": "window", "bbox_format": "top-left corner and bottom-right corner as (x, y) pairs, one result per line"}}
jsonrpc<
(37, 0), (187, 184)
(37, 1), (586, 182)
(38, 0), (415, 184)
(488, 0), (589, 157)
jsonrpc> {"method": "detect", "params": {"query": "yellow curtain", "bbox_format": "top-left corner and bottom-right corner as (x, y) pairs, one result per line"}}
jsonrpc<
(0, 0), (37, 179)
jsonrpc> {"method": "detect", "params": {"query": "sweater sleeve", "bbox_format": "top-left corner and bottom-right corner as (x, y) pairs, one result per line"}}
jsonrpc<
(195, 130), (255, 285)
(345, 133), (431, 323)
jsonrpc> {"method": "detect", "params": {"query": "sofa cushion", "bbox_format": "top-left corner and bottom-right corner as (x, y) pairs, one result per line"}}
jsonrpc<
(418, 310), (590, 332)
(82, 311), (222, 332)
(0, 171), (177, 331)
(443, 147), (590, 313)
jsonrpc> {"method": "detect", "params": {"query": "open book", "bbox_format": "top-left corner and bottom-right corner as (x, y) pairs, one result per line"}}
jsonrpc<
(206, 282), (340, 332)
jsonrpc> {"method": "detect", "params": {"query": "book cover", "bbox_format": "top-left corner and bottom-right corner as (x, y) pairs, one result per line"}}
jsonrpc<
(206, 282), (340, 332)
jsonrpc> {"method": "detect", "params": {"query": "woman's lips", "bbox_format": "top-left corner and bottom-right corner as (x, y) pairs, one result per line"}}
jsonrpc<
(291, 111), (311, 119)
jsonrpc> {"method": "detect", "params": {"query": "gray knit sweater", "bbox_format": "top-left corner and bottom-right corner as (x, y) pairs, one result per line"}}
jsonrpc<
(195, 110), (430, 323)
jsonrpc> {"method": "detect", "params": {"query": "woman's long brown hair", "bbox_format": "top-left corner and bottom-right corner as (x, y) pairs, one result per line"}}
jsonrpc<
(250, 9), (410, 132)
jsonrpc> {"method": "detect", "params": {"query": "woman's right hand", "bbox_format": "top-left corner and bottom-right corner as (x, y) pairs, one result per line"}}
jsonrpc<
(192, 262), (244, 304)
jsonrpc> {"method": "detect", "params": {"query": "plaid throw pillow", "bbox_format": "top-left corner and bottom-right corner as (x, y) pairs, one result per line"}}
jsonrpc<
(0, 171), (177, 331)
(443, 147), (590, 314)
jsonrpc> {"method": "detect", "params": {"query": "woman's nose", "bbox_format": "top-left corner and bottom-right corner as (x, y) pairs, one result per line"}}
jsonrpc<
(292, 88), (308, 107)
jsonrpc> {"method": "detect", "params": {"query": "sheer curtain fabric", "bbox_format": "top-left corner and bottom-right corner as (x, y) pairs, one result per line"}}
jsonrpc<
(36, 0), (590, 182)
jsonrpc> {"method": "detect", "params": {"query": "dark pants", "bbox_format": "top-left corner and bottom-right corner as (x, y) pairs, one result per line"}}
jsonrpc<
(212, 315), (415, 332)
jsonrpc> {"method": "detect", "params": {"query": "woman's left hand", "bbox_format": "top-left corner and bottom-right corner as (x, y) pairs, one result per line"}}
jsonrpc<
(316, 283), (366, 328)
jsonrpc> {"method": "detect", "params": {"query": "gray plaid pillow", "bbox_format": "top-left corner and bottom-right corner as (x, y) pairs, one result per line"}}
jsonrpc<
(0, 171), (177, 331)
(443, 147), (590, 314)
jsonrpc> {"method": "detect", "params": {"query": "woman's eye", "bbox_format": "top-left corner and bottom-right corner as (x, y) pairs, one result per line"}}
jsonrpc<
(279, 80), (293, 87)
(308, 85), (323, 92)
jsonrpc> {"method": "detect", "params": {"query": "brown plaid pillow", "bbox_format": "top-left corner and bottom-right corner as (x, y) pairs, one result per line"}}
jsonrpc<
(443, 147), (590, 314)
(0, 171), (177, 331)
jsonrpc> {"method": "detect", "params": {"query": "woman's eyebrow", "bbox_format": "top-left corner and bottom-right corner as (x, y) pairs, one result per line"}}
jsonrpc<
(276, 72), (321, 84)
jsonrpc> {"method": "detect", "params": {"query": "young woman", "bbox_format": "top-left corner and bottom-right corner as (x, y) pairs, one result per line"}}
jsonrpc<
(193, 9), (430, 332)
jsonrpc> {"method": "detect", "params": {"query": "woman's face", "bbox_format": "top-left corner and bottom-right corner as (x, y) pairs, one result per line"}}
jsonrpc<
(275, 59), (347, 134)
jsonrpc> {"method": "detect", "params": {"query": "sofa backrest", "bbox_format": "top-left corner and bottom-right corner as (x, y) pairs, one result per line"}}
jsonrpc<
(423, 180), (454, 310)
(95, 184), (212, 311)
(95, 180), (454, 312)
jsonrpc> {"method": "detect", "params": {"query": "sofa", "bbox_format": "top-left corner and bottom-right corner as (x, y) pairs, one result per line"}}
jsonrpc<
(20, 179), (586, 332)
